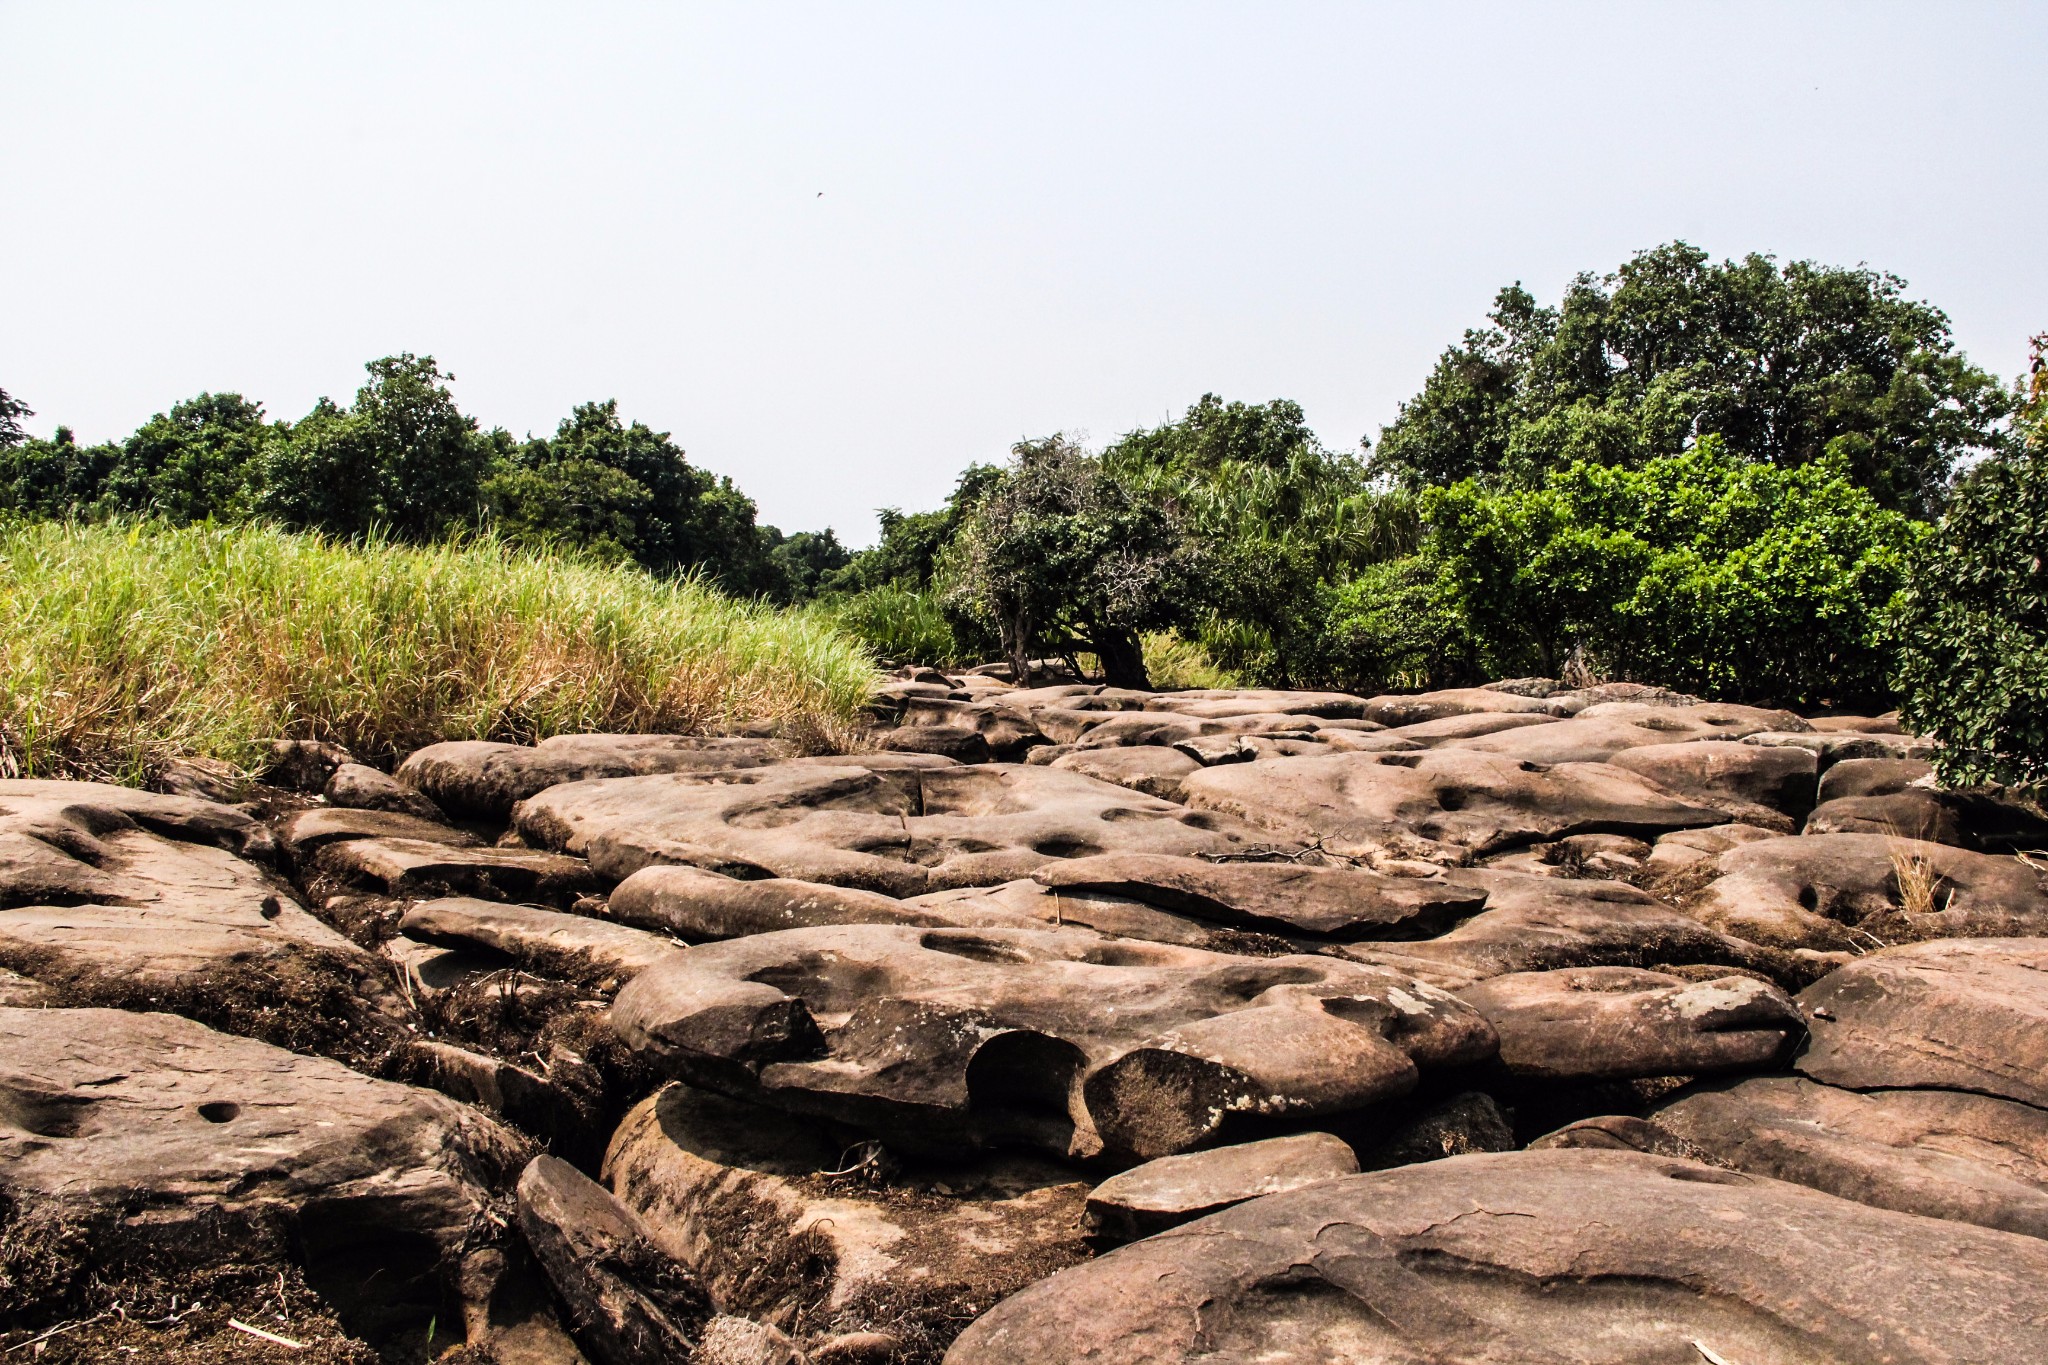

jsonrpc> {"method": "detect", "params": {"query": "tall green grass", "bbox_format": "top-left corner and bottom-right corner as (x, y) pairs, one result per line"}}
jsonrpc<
(810, 584), (966, 667)
(0, 520), (880, 780)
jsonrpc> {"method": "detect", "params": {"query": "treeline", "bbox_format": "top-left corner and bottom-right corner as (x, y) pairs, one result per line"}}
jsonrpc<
(828, 243), (2037, 724)
(0, 357), (851, 603)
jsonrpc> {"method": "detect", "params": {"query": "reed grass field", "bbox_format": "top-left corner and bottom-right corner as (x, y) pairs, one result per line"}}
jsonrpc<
(0, 520), (881, 780)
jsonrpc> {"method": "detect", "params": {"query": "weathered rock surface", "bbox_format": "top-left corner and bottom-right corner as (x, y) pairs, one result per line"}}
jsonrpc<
(325, 761), (450, 821)
(604, 1081), (1091, 1353)
(1816, 756), (1936, 803)
(1082, 1132), (1358, 1243)
(0, 1007), (527, 1332)
(1182, 749), (1724, 864)
(1644, 1075), (2048, 1240)
(1607, 738), (1816, 826)
(281, 804), (482, 860)
(516, 1155), (712, 1365)
(1358, 687), (1562, 727)
(1444, 700), (1809, 766)
(1457, 966), (1800, 1081)
(879, 725), (993, 763)
(1744, 729), (1940, 767)
(1339, 869), (1785, 989)
(945, 1148), (2048, 1364)
(1030, 852), (1487, 941)
(0, 782), (382, 1002)
(610, 863), (960, 940)
(398, 734), (793, 820)
(400, 897), (682, 982)
(1047, 745), (1202, 800)
(1644, 821), (1784, 871)
(1803, 789), (1969, 845)
(1796, 938), (2048, 1106)
(517, 762), (1271, 894)
(1688, 833), (2048, 952)
(315, 834), (603, 906)
(611, 924), (1495, 1160)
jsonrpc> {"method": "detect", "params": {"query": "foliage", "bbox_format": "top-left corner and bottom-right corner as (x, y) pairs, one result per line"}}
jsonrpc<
(759, 527), (854, 604)
(1139, 632), (1250, 691)
(836, 463), (1006, 593)
(944, 435), (1206, 687)
(0, 520), (878, 781)
(817, 584), (966, 668)
(0, 427), (119, 519)
(484, 399), (782, 594)
(1375, 243), (2012, 514)
(0, 387), (30, 448)
(1319, 557), (1475, 695)
(101, 392), (275, 524)
(256, 354), (490, 540)
(1895, 337), (2048, 787)
(1422, 437), (1923, 705)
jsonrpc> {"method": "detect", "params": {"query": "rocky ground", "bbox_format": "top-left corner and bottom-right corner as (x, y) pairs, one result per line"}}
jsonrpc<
(3, 668), (2046, 1362)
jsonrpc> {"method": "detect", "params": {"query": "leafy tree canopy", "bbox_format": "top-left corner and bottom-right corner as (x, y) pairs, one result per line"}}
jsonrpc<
(1375, 242), (2011, 515)
(0, 387), (30, 448)
(104, 392), (275, 524)
(1895, 336), (2048, 787)
(944, 435), (1205, 687)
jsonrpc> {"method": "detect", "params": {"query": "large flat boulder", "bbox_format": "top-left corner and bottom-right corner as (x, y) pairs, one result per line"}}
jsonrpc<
(0, 1007), (527, 1336)
(1030, 853), (1487, 941)
(399, 897), (683, 982)
(1644, 1075), (2048, 1240)
(1797, 938), (2048, 1107)
(516, 762), (1271, 895)
(1083, 1132), (1358, 1243)
(0, 782), (387, 1023)
(1607, 739), (1816, 827)
(1047, 745), (1202, 800)
(1457, 966), (1800, 1081)
(604, 1081), (1091, 1355)
(610, 924), (1495, 1161)
(1441, 701), (1808, 765)
(1357, 687), (1563, 727)
(1338, 869), (1785, 990)
(609, 863), (964, 940)
(1141, 689), (1371, 719)
(1687, 833), (2048, 953)
(945, 1148), (2048, 1364)
(397, 734), (793, 821)
(313, 835), (603, 906)
(1181, 750), (1725, 864)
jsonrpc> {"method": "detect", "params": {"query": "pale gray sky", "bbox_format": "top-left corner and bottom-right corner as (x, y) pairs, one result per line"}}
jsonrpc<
(3, 2), (2043, 543)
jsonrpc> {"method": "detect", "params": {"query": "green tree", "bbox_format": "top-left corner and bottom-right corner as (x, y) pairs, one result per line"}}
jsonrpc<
(260, 354), (487, 540)
(1423, 437), (1922, 705)
(485, 400), (776, 593)
(945, 435), (1205, 687)
(102, 392), (273, 523)
(0, 387), (30, 448)
(0, 426), (120, 519)
(1376, 244), (2011, 514)
(1895, 336), (2048, 787)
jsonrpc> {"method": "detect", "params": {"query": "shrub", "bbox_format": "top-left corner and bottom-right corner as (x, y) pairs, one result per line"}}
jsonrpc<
(1139, 633), (1249, 691)
(1424, 438), (1922, 706)
(1319, 557), (1476, 694)
(1894, 356), (2048, 786)
(818, 585), (965, 668)
(0, 521), (879, 780)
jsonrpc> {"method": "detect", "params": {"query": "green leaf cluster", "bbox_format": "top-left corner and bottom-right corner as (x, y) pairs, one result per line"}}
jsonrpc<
(1895, 342), (2048, 787)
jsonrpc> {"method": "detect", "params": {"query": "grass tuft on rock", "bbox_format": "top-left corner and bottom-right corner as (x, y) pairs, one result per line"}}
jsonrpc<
(0, 520), (879, 780)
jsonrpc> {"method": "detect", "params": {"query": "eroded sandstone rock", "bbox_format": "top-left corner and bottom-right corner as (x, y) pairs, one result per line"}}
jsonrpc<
(1181, 749), (1724, 864)
(1457, 966), (1800, 1081)
(516, 762), (1270, 895)
(0, 1007), (527, 1336)
(1442, 700), (1808, 765)
(400, 897), (683, 982)
(1083, 1132), (1358, 1243)
(1030, 852), (1487, 941)
(945, 1148), (2048, 1364)
(1796, 938), (2048, 1107)
(610, 924), (1495, 1161)
(1645, 1075), (2048, 1240)
(1687, 834), (2048, 953)
(398, 734), (793, 821)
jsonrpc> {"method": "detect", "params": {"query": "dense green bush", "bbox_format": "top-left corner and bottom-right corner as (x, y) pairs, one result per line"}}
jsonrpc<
(1424, 438), (1922, 705)
(1895, 353), (2048, 786)
(1318, 557), (1475, 695)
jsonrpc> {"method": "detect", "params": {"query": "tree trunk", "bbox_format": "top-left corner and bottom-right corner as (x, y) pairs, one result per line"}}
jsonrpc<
(1094, 626), (1151, 691)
